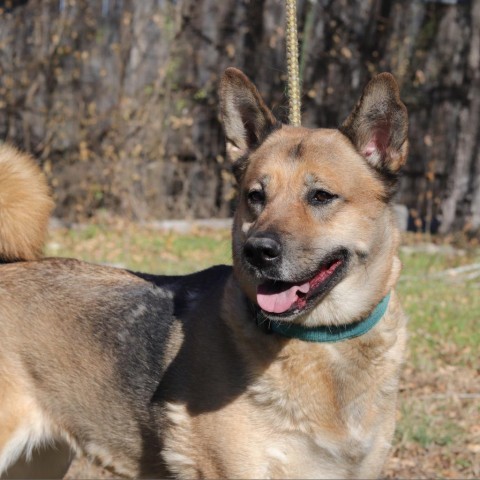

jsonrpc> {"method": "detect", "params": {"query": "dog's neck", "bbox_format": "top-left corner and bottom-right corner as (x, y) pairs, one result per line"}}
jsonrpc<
(251, 293), (391, 343)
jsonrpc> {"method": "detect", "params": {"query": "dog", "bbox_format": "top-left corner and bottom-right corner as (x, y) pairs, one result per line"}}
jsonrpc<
(0, 68), (408, 479)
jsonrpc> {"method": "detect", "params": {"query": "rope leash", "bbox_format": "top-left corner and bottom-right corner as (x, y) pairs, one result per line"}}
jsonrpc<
(285, 0), (301, 126)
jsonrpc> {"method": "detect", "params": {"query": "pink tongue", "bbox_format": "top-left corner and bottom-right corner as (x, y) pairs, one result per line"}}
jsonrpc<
(257, 281), (310, 314)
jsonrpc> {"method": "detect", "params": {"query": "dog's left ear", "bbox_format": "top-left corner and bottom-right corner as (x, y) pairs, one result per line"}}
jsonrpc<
(220, 68), (278, 163)
(340, 73), (408, 176)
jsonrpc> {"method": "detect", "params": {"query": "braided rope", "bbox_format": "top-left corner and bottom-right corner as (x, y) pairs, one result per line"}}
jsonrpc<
(285, 0), (301, 126)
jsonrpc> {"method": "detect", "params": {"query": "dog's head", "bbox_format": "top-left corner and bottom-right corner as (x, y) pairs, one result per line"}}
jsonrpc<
(220, 68), (408, 326)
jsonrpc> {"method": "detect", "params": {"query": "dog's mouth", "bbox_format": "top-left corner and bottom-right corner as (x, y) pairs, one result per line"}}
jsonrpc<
(256, 249), (349, 318)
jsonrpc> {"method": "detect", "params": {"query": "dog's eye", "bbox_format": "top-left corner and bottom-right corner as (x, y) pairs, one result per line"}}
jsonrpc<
(310, 189), (337, 205)
(247, 189), (265, 205)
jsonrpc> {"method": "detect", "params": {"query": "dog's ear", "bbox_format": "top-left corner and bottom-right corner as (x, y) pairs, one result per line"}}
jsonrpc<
(220, 68), (279, 164)
(340, 73), (408, 178)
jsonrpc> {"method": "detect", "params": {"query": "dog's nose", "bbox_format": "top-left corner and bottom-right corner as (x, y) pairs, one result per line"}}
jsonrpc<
(244, 234), (282, 268)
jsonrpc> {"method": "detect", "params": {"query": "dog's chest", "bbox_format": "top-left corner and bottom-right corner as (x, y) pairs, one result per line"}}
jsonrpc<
(246, 345), (380, 478)
(261, 431), (367, 479)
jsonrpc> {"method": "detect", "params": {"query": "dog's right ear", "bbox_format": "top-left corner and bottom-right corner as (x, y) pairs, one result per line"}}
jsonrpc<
(340, 73), (408, 176)
(220, 68), (278, 166)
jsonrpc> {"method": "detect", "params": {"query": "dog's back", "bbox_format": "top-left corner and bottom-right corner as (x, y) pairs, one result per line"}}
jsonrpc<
(0, 145), (172, 476)
(0, 147), (235, 477)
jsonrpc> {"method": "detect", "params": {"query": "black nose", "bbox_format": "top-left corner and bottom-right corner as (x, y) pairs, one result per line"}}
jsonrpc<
(244, 234), (282, 268)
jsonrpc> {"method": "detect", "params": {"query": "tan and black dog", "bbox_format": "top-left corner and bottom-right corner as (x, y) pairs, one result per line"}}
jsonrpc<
(0, 68), (408, 479)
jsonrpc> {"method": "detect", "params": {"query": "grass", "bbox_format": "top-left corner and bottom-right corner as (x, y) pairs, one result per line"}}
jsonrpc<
(47, 220), (232, 274)
(46, 221), (480, 479)
(398, 244), (480, 368)
(396, 394), (470, 449)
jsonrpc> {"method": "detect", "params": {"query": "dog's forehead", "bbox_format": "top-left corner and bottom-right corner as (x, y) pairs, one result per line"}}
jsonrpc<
(247, 126), (376, 190)
(253, 127), (362, 166)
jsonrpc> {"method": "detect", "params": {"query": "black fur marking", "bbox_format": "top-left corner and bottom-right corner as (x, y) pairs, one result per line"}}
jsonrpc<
(288, 141), (305, 161)
(373, 168), (400, 203)
(232, 154), (250, 183)
(230, 121), (282, 183)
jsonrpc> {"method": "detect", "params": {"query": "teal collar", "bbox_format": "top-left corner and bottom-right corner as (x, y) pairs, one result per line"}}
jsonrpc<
(255, 293), (391, 343)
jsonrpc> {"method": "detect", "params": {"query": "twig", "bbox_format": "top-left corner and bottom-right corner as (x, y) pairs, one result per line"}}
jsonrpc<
(416, 393), (480, 400)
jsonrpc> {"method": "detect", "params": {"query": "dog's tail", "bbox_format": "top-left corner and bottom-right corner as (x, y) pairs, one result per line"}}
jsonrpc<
(0, 143), (53, 262)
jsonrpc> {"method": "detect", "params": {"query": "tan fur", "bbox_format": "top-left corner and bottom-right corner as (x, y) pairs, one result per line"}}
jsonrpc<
(0, 144), (53, 262)
(0, 71), (408, 479)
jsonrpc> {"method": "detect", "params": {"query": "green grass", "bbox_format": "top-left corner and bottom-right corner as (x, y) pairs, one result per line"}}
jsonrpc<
(395, 398), (465, 448)
(47, 222), (232, 275)
(398, 247), (480, 367)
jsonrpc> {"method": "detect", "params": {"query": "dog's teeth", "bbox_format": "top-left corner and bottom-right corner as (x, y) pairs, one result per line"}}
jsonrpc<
(297, 282), (310, 293)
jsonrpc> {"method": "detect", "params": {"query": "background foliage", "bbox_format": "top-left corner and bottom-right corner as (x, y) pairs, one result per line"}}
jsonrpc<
(0, 0), (479, 233)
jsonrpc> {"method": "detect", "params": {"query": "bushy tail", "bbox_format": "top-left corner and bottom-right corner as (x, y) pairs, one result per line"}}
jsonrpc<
(0, 143), (53, 262)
